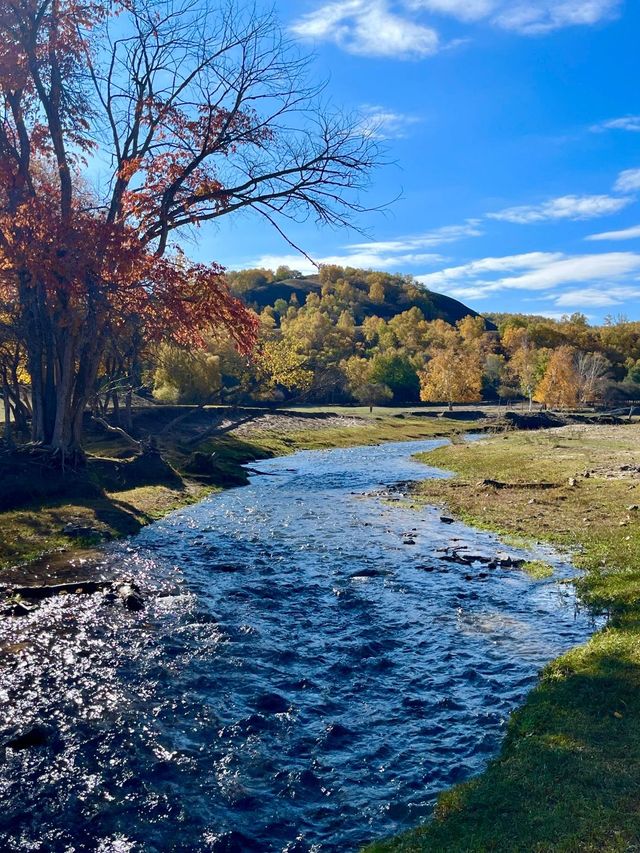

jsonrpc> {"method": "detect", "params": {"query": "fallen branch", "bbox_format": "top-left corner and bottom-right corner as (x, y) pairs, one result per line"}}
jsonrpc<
(92, 416), (142, 450)
(4, 580), (113, 600)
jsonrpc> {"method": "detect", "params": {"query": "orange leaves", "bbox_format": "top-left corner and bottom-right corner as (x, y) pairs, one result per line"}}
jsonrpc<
(117, 157), (143, 182)
(534, 346), (580, 408)
(419, 342), (483, 405)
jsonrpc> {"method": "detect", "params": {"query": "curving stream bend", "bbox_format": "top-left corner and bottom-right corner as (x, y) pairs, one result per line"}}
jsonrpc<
(0, 439), (597, 852)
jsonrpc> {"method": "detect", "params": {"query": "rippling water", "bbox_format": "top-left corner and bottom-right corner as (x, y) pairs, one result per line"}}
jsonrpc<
(0, 439), (597, 852)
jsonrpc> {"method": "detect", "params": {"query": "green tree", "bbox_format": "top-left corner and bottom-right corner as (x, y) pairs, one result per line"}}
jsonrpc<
(369, 353), (420, 401)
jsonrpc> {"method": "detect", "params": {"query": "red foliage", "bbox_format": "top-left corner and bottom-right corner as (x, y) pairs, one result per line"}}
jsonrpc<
(0, 0), (258, 368)
(0, 193), (258, 353)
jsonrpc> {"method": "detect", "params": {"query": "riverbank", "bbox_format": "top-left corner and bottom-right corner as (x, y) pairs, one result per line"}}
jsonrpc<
(0, 406), (481, 581)
(367, 424), (640, 852)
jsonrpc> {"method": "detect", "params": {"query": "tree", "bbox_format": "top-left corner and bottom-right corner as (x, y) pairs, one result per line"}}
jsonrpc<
(153, 344), (222, 405)
(575, 351), (611, 405)
(274, 266), (302, 281)
(388, 307), (429, 353)
(342, 356), (392, 410)
(0, 0), (378, 457)
(0, 318), (30, 441)
(226, 269), (274, 295)
(419, 346), (483, 408)
(510, 344), (544, 411)
(457, 315), (486, 341)
(369, 352), (420, 401)
(534, 347), (579, 408)
(369, 280), (385, 303)
(255, 339), (313, 394)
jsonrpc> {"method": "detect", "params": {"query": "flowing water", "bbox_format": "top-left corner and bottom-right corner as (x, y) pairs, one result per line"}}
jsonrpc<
(0, 439), (597, 852)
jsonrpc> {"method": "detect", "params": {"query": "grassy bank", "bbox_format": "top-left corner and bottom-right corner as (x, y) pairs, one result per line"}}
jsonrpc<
(0, 407), (476, 578)
(366, 424), (640, 853)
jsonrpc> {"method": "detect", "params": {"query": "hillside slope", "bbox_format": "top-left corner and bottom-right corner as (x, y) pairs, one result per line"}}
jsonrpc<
(235, 273), (484, 327)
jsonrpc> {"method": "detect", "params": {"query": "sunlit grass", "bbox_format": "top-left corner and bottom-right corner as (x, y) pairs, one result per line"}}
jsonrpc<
(366, 424), (640, 852)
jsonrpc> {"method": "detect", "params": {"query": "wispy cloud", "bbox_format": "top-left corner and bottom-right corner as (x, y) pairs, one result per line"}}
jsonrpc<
(234, 221), (482, 274)
(290, 0), (440, 58)
(493, 0), (621, 35)
(290, 0), (621, 59)
(553, 286), (640, 308)
(416, 251), (640, 302)
(408, 0), (497, 22)
(238, 250), (445, 275)
(591, 115), (640, 133)
(358, 105), (422, 139)
(614, 169), (640, 194)
(487, 194), (632, 224)
(348, 220), (484, 251)
(587, 224), (640, 241)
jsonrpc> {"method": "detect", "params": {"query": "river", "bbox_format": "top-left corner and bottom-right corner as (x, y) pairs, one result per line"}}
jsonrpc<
(0, 439), (597, 852)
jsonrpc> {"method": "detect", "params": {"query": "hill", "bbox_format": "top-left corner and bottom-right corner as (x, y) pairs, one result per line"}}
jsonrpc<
(230, 269), (484, 327)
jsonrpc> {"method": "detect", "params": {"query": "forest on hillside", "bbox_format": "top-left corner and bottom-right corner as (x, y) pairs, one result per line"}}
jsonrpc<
(4, 263), (639, 431)
(151, 264), (640, 409)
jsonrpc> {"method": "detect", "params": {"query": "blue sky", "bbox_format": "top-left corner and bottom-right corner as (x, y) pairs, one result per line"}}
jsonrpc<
(205, 0), (640, 322)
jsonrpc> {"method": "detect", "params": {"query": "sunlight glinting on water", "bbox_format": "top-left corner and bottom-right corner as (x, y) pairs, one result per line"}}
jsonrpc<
(0, 440), (597, 852)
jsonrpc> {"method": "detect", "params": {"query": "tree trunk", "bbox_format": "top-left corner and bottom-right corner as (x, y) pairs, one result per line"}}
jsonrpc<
(20, 277), (103, 459)
(51, 331), (77, 452)
(2, 370), (13, 446)
(124, 389), (133, 433)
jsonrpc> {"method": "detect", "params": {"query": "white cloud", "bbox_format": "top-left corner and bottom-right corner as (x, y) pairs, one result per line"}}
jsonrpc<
(290, 0), (621, 60)
(592, 115), (640, 133)
(417, 252), (563, 293)
(238, 250), (445, 275)
(553, 286), (640, 308)
(488, 194), (632, 224)
(587, 224), (640, 241)
(233, 221), (482, 274)
(290, 0), (439, 58)
(494, 0), (620, 34)
(614, 169), (640, 194)
(416, 251), (640, 302)
(358, 105), (422, 139)
(408, 0), (497, 21)
(348, 220), (483, 251)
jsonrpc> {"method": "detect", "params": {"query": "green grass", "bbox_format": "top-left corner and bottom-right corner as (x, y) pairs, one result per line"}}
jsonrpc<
(365, 424), (640, 853)
(522, 559), (555, 579)
(0, 482), (213, 573)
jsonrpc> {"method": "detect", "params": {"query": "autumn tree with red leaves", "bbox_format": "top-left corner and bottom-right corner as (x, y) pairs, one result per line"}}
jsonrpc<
(0, 0), (378, 458)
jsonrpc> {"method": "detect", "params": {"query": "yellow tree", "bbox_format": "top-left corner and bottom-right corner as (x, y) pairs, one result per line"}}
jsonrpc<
(368, 279), (386, 304)
(342, 356), (393, 411)
(419, 345), (483, 409)
(256, 339), (314, 394)
(152, 344), (222, 405)
(534, 346), (579, 408)
(457, 315), (486, 341)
